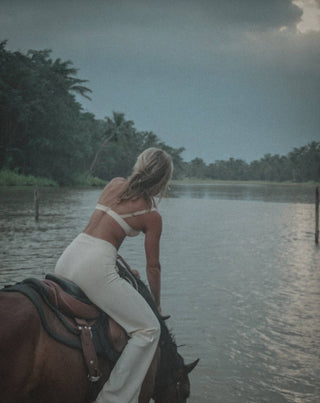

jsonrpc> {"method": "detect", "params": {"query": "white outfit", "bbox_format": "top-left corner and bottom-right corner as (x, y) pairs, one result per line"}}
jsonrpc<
(95, 203), (157, 237)
(55, 204), (160, 403)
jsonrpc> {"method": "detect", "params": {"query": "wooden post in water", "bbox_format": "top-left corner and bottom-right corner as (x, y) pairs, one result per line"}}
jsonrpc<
(34, 187), (39, 221)
(316, 187), (319, 244)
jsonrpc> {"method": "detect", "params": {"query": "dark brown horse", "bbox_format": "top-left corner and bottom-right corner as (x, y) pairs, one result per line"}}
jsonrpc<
(0, 274), (198, 403)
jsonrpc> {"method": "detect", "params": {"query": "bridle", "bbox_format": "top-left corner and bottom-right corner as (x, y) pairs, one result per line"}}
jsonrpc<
(153, 321), (189, 402)
(175, 380), (183, 403)
(154, 376), (188, 403)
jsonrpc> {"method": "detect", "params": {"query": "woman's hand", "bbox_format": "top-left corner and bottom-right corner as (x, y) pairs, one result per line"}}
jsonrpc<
(158, 306), (170, 320)
(131, 269), (140, 279)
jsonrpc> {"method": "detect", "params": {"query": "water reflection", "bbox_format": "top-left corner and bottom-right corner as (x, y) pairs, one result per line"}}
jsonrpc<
(0, 185), (319, 402)
(261, 205), (320, 401)
(170, 183), (316, 204)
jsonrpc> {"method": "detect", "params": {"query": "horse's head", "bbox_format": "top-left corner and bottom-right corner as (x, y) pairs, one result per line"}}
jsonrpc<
(153, 325), (199, 402)
(153, 353), (199, 402)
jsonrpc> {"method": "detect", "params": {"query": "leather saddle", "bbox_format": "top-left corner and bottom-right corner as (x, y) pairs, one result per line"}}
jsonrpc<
(44, 273), (128, 353)
(40, 273), (128, 382)
(1, 256), (163, 383)
(1, 256), (139, 382)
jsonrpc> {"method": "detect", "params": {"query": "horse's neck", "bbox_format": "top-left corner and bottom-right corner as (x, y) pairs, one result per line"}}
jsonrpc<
(157, 337), (182, 382)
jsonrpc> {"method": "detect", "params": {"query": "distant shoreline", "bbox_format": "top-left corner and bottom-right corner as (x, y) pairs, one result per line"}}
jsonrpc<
(171, 179), (320, 187)
(0, 170), (106, 187)
(1, 169), (318, 188)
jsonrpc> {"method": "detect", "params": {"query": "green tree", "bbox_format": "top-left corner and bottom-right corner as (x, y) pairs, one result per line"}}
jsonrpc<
(0, 42), (92, 184)
(288, 142), (320, 182)
(89, 112), (141, 179)
(186, 158), (207, 178)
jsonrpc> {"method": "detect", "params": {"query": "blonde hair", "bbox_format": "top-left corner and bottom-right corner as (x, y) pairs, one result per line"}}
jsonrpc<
(118, 148), (173, 208)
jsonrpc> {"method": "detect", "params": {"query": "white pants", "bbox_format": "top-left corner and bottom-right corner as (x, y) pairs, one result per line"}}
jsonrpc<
(55, 233), (160, 403)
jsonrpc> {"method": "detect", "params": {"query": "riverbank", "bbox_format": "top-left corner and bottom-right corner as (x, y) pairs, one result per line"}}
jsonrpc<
(171, 178), (320, 187)
(0, 169), (318, 187)
(0, 170), (57, 186)
(0, 170), (106, 187)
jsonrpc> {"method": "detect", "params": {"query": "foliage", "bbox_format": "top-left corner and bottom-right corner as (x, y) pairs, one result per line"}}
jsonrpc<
(88, 113), (186, 181)
(184, 142), (320, 183)
(0, 169), (57, 186)
(0, 41), (97, 184)
(0, 42), (185, 185)
(73, 173), (106, 187)
(0, 42), (318, 185)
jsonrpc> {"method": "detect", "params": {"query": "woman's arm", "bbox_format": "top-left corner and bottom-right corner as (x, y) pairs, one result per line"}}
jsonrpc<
(144, 212), (162, 308)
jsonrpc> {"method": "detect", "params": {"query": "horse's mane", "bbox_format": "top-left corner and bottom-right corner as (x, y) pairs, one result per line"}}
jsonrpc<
(118, 257), (190, 398)
(117, 257), (181, 365)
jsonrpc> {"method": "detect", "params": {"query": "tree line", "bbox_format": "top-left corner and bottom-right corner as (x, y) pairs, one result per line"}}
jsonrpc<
(1, 41), (319, 185)
(184, 142), (320, 182)
(0, 41), (184, 184)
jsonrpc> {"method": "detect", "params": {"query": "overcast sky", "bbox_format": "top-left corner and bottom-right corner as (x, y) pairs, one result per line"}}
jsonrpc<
(1, 0), (319, 162)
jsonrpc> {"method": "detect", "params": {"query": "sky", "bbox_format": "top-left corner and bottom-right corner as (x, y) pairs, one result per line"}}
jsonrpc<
(1, 0), (320, 163)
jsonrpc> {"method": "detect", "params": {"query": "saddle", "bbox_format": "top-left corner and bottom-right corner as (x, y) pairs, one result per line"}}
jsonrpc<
(1, 256), (157, 383)
(42, 275), (128, 382)
(43, 271), (128, 355)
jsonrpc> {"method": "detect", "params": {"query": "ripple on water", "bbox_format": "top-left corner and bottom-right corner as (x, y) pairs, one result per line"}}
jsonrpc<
(1, 186), (320, 402)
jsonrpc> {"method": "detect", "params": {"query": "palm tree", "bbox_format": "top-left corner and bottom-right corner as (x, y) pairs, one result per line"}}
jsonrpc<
(87, 112), (135, 175)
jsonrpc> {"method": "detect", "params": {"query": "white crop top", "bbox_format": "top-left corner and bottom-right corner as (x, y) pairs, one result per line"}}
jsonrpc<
(95, 203), (157, 237)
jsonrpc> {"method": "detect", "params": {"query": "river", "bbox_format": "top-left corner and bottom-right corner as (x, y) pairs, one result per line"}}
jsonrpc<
(0, 183), (319, 402)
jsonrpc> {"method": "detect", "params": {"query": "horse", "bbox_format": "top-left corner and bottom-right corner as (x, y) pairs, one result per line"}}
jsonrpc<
(0, 261), (199, 403)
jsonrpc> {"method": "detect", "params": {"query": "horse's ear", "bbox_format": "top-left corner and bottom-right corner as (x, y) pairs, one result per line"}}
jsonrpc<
(185, 358), (199, 374)
(160, 314), (170, 320)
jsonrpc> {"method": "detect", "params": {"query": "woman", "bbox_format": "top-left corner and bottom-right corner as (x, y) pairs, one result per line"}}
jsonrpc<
(55, 148), (173, 403)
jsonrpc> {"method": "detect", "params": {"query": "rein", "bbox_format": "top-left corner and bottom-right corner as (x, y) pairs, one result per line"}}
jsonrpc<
(175, 380), (183, 403)
(152, 331), (186, 402)
(153, 372), (185, 403)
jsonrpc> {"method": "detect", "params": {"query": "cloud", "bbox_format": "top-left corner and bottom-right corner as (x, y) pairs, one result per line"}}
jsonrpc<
(0, 1), (308, 68)
(0, 0), (319, 162)
(190, 0), (302, 29)
(293, 0), (320, 32)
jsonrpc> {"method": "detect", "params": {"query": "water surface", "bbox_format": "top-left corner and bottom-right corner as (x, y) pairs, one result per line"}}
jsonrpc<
(0, 183), (319, 402)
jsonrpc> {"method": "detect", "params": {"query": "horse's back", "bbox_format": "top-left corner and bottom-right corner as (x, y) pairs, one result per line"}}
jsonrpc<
(0, 291), (92, 403)
(0, 291), (39, 352)
(0, 292), (42, 401)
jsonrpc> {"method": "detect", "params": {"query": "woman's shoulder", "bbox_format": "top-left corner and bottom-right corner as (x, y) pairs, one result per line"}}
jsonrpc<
(99, 177), (126, 201)
(103, 177), (126, 190)
(110, 177), (126, 184)
(143, 208), (162, 233)
(145, 205), (162, 222)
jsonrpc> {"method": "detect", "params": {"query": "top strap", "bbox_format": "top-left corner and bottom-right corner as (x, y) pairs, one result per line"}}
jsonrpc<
(95, 204), (157, 218)
(119, 207), (157, 218)
(95, 204), (140, 237)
